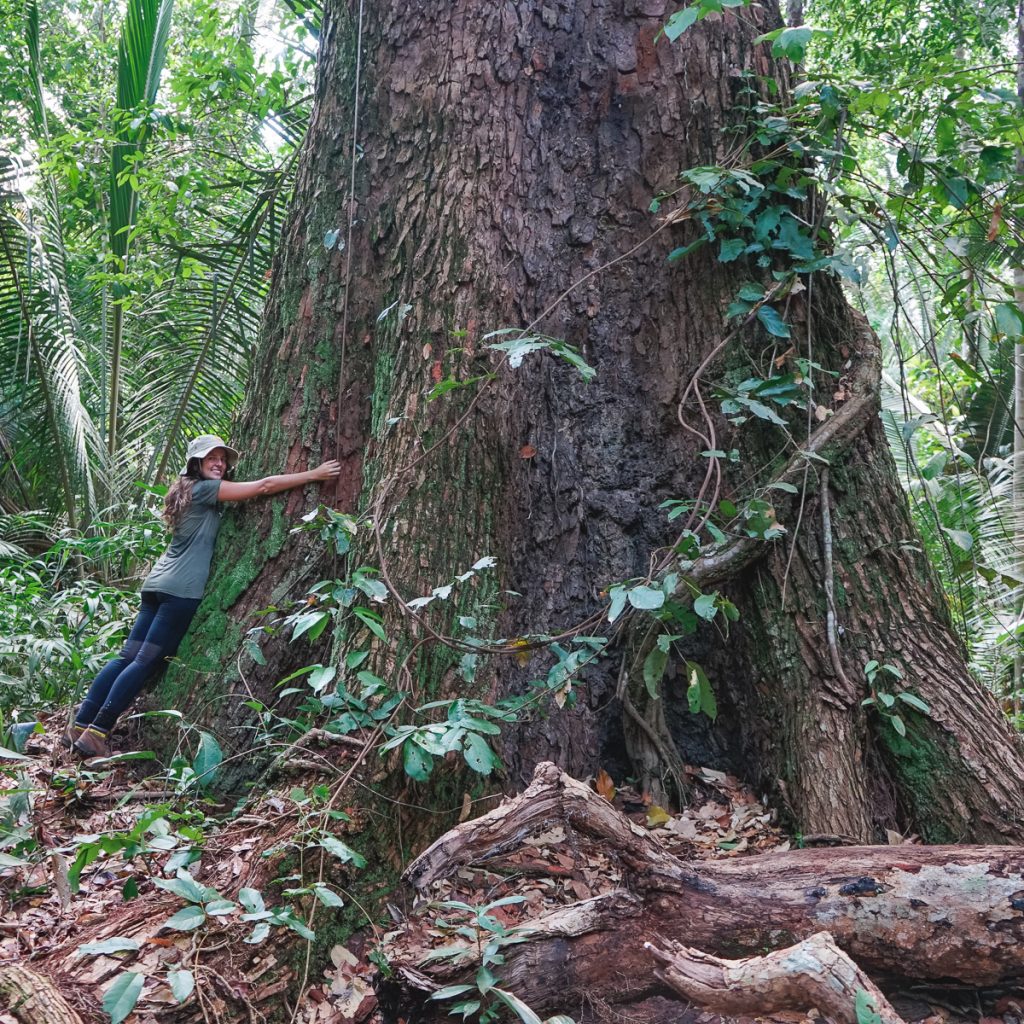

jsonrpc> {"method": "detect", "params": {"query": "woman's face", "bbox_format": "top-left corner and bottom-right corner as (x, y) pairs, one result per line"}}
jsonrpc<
(200, 448), (229, 480)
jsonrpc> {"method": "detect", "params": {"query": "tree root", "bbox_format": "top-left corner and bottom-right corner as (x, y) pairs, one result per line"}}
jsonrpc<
(647, 931), (905, 1024)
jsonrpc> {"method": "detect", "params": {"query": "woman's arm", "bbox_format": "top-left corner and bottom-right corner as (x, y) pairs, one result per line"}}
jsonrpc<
(216, 460), (341, 503)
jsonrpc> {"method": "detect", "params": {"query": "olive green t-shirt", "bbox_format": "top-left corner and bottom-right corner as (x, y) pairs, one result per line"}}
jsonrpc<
(143, 479), (223, 599)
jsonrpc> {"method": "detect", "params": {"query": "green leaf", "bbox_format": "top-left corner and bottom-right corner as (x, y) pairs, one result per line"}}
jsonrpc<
(897, 692), (930, 714)
(941, 527), (973, 553)
(78, 937), (141, 955)
(103, 971), (144, 1024)
(353, 606), (387, 641)
(320, 835), (368, 869)
(152, 870), (211, 904)
(685, 661), (717, 720)
(756, 305), (791, 338)
(485, 332), (596, 382)
(741, 398), (788, 426)
(476, 965), (498, 994)
(403, 739), (433, 781)
(994, 302), (1024, 340)
(607, 585), (628, 622)
(312, 883), (345, 908)
(462, 731), (499, 775)
(204, 899), (237, 916)
(430, 984), (476, 1001)
(693, 593), (718, 621)
(890, 714), (907, 737)
(346, 649), (371, 670)
(719, 237), (746, 262)
(163, 905), (207, 932)
(627, 585), (665, 610)
(308, 664), (337, 693)
(280, 912), (316, 941)
(643, 645), (669, 699)
(169, 969), (195, 1003)
(491, 988), (544, 1024)
(290, 610), (331, 642)
(192, 731), (223, 786)
(772, 26), (813, 62)
(0, 745), (32, 761)
(239, 888), (265, 914)
(663, 6), (699, 40)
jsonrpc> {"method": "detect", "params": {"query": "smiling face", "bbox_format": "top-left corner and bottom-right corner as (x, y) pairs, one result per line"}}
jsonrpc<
(199, 447), (229, 480)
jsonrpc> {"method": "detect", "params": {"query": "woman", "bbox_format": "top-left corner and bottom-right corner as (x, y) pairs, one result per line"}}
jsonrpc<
(68, 434), (341, 759)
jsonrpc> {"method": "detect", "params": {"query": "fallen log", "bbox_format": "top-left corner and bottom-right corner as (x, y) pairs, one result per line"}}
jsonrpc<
(647, 933), (904, 1024)
(396, 762), (1024, 1014)
(0, 964), (83, 1024)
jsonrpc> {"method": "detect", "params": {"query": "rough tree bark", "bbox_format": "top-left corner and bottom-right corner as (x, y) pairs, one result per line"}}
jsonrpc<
(153, 0), (1024, 843)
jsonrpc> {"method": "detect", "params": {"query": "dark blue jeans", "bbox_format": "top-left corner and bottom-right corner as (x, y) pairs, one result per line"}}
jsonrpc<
(75, 590), (200, 733)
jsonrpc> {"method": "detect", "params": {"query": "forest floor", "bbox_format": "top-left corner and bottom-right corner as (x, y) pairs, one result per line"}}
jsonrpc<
(1, 715), (1021, 1024)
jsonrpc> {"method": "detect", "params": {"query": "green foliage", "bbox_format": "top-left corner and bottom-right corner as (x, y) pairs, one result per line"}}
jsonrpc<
(485, 330), (596, 383)
(0, 507), (163, 726)
(0, 0), (315, 522)
(657, 0), (1024, 715)
(424, 896), (573, 1024)
(103, 970), (145, 1024)
(861, 660), (930, 739)
(855, 988), (883, 1024)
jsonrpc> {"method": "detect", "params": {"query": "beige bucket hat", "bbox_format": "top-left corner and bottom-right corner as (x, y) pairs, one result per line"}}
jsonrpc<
(180, 434), (240, 476)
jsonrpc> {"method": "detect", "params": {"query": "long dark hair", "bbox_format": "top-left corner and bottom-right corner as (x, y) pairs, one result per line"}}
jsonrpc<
(163, 461), (202, 531)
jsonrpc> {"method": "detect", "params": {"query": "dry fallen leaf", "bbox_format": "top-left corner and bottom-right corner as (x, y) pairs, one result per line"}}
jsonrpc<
(595, 769), (616, 802)
(646, 805), (671, 827)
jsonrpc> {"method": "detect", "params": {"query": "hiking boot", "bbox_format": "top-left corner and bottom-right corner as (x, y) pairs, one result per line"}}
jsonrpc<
(61, 720), (84, 749)
(73, 728), (111, 759)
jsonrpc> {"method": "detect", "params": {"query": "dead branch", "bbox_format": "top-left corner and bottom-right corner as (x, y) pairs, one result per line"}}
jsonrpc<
(0, 964), (84, 1024)
(646, 931), (905, 1024)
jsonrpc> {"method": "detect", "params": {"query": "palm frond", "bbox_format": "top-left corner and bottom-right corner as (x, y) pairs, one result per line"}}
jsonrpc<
(0, 163), (100, 528)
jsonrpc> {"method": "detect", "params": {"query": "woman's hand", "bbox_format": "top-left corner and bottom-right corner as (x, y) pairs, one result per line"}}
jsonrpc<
(310, 459), (341, 481)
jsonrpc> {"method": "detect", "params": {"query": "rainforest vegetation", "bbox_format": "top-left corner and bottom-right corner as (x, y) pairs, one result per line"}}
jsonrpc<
(2, 0), (1024, 1022)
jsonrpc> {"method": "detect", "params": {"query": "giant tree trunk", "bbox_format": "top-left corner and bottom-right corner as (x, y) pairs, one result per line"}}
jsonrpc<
(157, 0), (1024, 844)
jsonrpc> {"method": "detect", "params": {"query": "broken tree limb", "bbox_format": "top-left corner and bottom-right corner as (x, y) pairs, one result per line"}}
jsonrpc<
(646, 932), (905, 1024)
(399, 762), (1024, 1014)
(0, 964), (84, 1024)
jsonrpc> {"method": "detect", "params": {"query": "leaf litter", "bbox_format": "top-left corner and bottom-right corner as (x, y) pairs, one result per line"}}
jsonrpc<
(0, 720), (1009, 1024)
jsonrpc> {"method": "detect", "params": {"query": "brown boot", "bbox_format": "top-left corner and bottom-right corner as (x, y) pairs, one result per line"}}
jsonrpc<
(73, 728), (110, 759)
(61, 719), (84, 749)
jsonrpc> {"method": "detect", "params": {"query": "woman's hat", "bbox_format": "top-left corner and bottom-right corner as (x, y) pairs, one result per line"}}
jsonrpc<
(180, 434), (240, 476)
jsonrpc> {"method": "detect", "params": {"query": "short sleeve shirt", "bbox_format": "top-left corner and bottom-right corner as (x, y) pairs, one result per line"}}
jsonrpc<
(142, 479), (223, 599)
